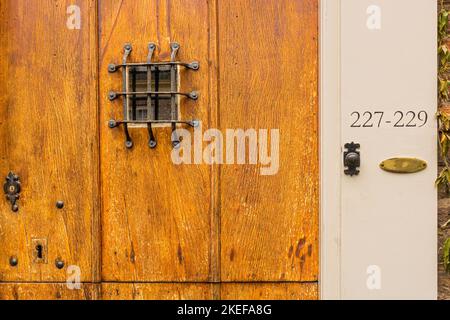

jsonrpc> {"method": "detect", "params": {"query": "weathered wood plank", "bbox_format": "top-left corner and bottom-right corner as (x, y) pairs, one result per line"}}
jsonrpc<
(0, 0), (100, 282)
(220, 283), (318, 300)
(99, 0), (213, 282)
(101, 283), (215, 300)
(218, 0), (319, 282)
(0, 283), (100, 300)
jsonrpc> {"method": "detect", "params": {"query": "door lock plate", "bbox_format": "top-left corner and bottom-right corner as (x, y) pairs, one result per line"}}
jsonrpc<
(32, 238), (48, 264)
(344, 142), (361, 176)
(3, 172), (21, 212)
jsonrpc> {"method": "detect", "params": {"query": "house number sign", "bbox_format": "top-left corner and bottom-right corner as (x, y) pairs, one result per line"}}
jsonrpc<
(349, 110), (429, 128)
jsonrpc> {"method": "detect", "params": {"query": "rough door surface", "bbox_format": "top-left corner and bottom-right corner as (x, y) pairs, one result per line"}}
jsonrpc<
(100, 0), (319, 289)
(218, 0), (319, 282)
(101, 283), (215, 300)
(99, 0), (213, 282)
(220, 283), (318, 300)
(0, 0), (319, 299)
(0, 0), (99, 282)
(0, 284), (100, 300)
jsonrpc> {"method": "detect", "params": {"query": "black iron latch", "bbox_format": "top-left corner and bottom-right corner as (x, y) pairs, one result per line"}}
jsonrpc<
(344, 142), (361, 176)
(4, 172), (21, 212)
(108, 42), (200, 149)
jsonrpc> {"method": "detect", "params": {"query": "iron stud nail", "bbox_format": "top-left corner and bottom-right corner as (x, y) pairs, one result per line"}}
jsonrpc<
(56, 201), (64, 209)
(125, 140), (133, 149)
(108, 120), (117, 129)
(9, 256), (18, 267)
(108, 64), (117, 73)
(55, 259), (65, 270)
(108, 91), (117, 101)
(189, 91), (199, 100)
(190, 61), (199, 70)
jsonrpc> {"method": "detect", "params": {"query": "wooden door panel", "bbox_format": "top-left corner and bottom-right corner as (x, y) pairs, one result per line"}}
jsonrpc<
(101, 283), (318, 300)
(220, 283), (318, 300)
(99, 0), (319, 289)
(101, 283), (215, 300)
(218, 0), (319, 281)
(0, 284), (99, 300)
(99, 0), (214, 282)
(0, 0), (319, 299)
(0, 0), (99, 282)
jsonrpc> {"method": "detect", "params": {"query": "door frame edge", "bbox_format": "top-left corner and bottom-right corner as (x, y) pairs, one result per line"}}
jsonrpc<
(319, 0), (342, 300)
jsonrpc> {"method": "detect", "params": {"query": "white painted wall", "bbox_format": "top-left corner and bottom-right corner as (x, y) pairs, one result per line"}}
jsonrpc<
(321, 0), (437, 300)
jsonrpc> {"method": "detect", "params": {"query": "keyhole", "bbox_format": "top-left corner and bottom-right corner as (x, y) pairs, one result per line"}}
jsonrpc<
(36, 245), (43, 260)
(32, 239), (47, 264)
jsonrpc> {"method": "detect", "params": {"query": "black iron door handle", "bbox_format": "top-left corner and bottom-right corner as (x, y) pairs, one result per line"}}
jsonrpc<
(3, 172), (20, 212)
(344, 142), (361, 176)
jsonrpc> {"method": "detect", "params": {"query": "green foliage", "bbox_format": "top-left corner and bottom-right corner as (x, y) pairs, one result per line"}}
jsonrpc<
(438, 110), (450, 132)
(444, 238), (450, 273)
(439, 2), (450, 275)
(438, 78), (450, 100)
(436, 167), (450, 190)
(439, 44), (450, 72)
(437, 6), (450, 193)
(438, 111), (450, 158)
(439, 7), (449, 39)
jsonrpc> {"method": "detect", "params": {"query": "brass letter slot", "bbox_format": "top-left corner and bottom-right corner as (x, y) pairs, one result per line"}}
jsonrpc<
(379, 158), (427, 174)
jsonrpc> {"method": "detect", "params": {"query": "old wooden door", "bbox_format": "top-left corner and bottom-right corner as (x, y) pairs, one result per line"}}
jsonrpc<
(0, 0), (100, 299)
(0, 0), (318, 300)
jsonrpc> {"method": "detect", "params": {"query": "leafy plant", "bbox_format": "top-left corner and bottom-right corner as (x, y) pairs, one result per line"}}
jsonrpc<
(437, 3), (450, 192)
(439, 1), (450, 275)
(444, 238), (450, 273)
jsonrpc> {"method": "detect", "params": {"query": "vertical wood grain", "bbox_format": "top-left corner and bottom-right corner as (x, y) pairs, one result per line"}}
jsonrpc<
(221, 283), (318, 300)
(218, 0), (319, 282)
(101, 283), (215, 300)
(208, 0), (221, 290)
(100, 282), (317, 300)
(0, 0), (320, 300)
(0, 0), (100, 282)
(0, 0), (8, 174)
(99, 0), (213, 282)
(0, 283), (100, 300)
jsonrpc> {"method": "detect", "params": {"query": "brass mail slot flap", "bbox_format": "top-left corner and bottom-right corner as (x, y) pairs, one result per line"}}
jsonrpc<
(379, 158), (427, 174)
